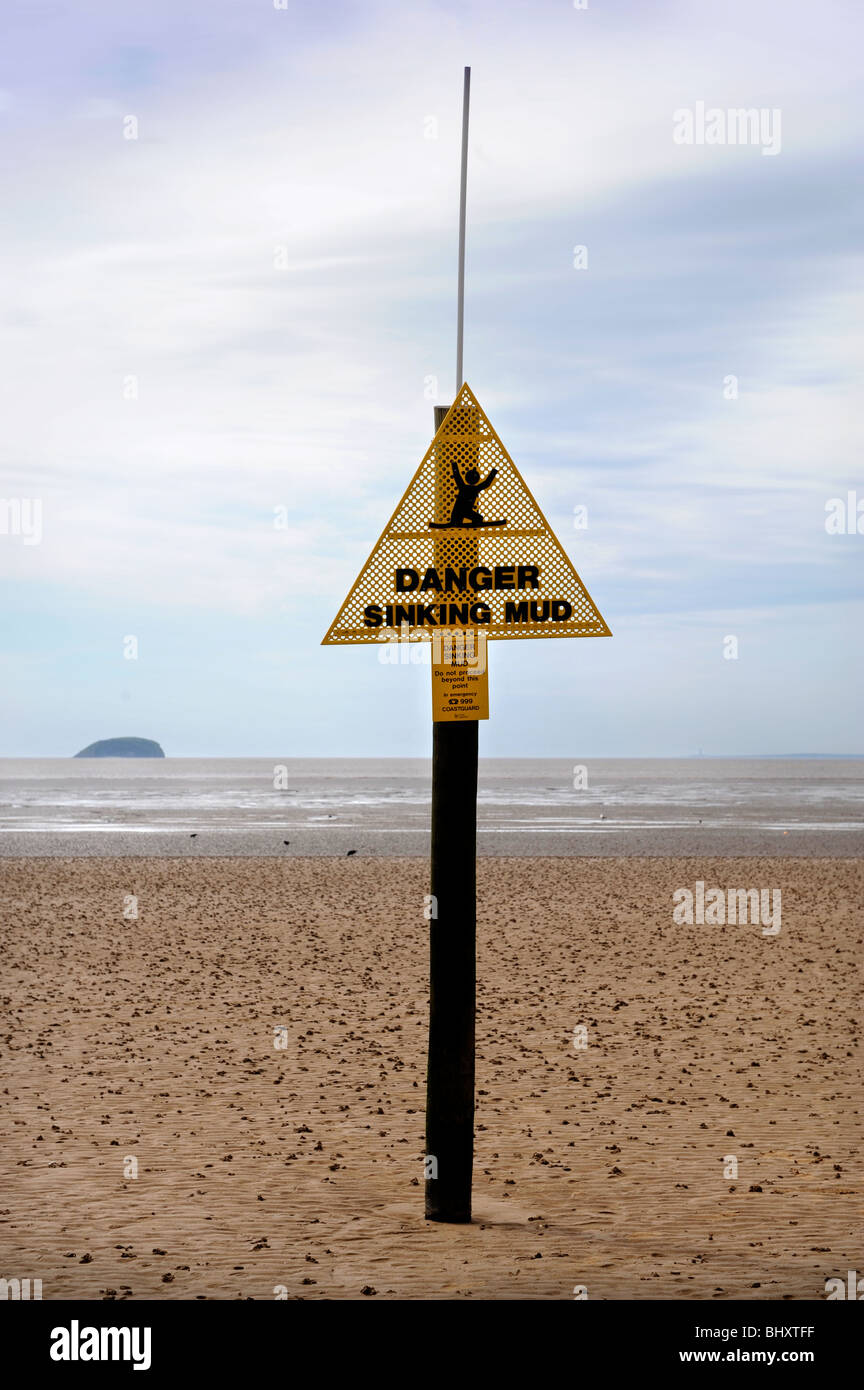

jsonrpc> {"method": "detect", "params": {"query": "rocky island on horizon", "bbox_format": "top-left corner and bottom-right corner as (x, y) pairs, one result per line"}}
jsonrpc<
(74, 737), (165, 759)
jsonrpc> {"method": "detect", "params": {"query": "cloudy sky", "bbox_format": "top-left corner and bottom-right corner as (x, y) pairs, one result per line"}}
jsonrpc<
(1, 0), (861, 756)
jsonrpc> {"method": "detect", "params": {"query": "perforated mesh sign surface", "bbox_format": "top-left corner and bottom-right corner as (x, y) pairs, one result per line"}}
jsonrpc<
(322, 383), (611, 644)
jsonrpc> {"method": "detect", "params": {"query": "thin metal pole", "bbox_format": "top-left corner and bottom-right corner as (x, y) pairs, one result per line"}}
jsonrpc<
(424, 69), (478, 1226)
(456, 66), (470, 390)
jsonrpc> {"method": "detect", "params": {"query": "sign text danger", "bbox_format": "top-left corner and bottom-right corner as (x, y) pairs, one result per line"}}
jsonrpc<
(362, 565), (575, 627)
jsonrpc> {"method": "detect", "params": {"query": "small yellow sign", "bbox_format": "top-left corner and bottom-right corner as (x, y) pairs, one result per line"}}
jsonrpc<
(431, 649), (489, 722)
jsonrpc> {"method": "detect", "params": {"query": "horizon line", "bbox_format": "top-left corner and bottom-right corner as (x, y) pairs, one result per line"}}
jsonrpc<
(2, 753), (863, 762)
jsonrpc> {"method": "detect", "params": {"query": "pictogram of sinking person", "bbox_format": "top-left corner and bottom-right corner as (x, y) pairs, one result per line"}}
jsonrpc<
(429, 453), (508, 529)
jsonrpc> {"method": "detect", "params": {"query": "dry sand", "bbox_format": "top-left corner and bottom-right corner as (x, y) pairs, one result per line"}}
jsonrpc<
(1, 855), (860, 1301)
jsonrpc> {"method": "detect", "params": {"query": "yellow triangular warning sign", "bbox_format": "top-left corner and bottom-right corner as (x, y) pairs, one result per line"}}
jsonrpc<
(322, 383), (611, 645)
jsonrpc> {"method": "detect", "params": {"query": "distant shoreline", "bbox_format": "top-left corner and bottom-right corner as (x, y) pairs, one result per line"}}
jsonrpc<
(1, 753), (863, 762)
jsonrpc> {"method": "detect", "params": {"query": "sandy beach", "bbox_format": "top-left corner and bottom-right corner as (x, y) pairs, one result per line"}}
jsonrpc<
(1, 855), (860, 1301)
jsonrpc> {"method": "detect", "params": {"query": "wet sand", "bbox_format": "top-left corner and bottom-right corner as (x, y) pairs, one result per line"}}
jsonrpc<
(4, 825), (863, 857)
(1, 856), (860, 1300)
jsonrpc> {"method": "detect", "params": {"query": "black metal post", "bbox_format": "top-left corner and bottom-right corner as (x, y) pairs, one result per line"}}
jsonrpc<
(425, 402), (478, 1223)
